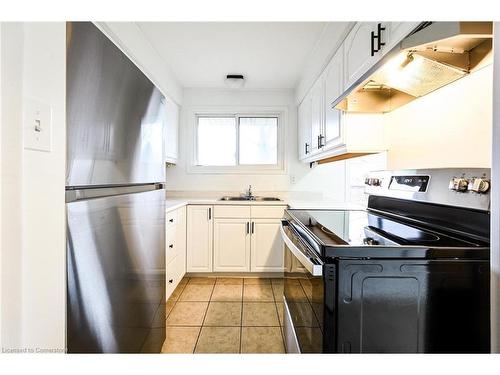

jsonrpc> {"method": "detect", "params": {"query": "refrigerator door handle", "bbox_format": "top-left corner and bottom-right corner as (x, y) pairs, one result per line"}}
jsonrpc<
(66, 183), (163, 203)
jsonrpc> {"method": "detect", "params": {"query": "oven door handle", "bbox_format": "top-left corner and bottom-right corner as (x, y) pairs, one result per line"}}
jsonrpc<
(280, 220), (323, 276)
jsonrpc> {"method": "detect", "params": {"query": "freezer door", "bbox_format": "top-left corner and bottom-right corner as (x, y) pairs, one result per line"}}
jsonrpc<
(66, 22), (166, 186)
(66, 189), (165, 353)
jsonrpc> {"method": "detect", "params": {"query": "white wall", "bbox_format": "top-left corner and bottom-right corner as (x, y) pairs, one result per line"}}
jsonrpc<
(165, 88), (350, 201)
(385, 65), (493, 170)
(491, 23), (500, 353)
(0, 23), (66, 351)
(0, 23), (24, 350)
(21, 23), (66, 351)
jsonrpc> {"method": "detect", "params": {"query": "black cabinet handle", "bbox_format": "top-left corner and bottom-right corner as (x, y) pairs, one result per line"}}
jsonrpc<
(169, 244), (174, 249)
(305, 143), (309, 155)
(168, 279), (173, 283)
(251, 222), (255, 234)
(371, 30), (376, 56)
(208, 207), (211, 220)
(316, 134), (325, 148)
(169, 218), (174, 223)
(376, 23), (386, 51)
(371, 23), (386, 56)
(246, 222), (250, 234)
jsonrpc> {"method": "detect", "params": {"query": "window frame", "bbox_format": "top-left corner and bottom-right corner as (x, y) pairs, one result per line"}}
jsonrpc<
(188, 107), (287, 174)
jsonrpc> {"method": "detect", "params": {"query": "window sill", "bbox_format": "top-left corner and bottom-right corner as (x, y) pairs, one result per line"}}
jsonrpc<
(187, 164), (286, 175)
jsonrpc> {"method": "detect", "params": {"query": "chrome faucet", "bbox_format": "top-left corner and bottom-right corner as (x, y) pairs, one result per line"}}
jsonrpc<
(244, 185), (253, 199)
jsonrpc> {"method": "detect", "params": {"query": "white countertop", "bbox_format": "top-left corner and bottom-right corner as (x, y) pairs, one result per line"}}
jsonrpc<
(165, 197), (364, 212)
(286, 200), (365, 210)
(165, 197), (288, 212)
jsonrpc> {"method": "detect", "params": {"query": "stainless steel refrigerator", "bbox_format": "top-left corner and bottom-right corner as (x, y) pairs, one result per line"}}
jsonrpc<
(66, 22), (166, 353)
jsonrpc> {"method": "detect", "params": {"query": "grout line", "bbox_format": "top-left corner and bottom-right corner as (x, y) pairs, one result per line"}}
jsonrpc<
(167, 325), (281, 328)
(191, 282), (216, 353)
(240, 283), (244, 354)
(163, 279), (190, 354)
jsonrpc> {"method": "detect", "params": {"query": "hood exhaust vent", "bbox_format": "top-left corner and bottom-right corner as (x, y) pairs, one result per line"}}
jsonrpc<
(335, 22), (493, 113)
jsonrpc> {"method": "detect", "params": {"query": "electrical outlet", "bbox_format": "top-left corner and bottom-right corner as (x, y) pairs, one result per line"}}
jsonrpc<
(290, 175), (296, 184)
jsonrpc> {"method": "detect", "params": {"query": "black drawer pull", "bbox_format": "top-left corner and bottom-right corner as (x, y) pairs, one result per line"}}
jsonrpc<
(169, 218), (174, 223)
(169, 244), (174, 249)
(168, 279), (173, 283)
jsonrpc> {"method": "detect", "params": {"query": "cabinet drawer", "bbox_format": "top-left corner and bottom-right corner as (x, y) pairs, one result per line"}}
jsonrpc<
(166, 226), (177, 263)
(166, 210), (178, 227)
(214, 205), (251, 218)
(251, 206), (285, 219)
(166, 256), (180, 299)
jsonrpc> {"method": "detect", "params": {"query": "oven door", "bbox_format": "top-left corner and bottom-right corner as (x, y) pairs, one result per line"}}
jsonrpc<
(280, 220), (325, 353)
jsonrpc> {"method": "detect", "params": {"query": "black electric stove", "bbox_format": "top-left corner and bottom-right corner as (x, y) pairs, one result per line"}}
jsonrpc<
(280, 168), (491, 354)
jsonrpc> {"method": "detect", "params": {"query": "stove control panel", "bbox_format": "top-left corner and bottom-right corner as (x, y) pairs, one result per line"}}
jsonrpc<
(449, 176), (490, 194)
(449, 177), (469, 192)
(365, 177), (382, 187)
(469, 177), (490, 194)
(365, 168), (491, 211)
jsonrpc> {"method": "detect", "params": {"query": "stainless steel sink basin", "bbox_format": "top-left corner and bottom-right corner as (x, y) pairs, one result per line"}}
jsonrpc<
(219, 196), (281, 202)
(219, 196), (251, 201)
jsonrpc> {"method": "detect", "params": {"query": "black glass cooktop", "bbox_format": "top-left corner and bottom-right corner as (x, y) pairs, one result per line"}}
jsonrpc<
(286, 209), (487, 249)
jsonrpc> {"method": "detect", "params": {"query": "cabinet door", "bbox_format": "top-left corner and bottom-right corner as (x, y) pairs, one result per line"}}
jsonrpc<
(298, 94), (312, 160)
(251, 219), (285, 272)
(164, 97), (179, 162)
(324, 46), (344, 150)
(387, 22), (420, 48)
(310, 78), (325, 154)
(187, 205), (213, 272)
(213, 219), (251, 272)
(344, 22), (387, 90)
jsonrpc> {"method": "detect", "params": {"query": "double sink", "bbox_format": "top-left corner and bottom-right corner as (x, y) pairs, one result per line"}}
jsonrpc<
(219, 196), (282, 202)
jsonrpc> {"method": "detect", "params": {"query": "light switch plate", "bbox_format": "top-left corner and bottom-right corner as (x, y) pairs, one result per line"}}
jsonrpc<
(23, 97), (52, 152)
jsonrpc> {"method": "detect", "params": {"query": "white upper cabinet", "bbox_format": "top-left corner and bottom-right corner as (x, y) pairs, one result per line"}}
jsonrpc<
(344, 22), (389, 90)
(298, 93), (312, 160)
(296, 22), (420, 163)
(386, 22), (420, 49)
(324, 45), (344, 150)
(310, 77), (325, 154)
(164, 97), (179, 163)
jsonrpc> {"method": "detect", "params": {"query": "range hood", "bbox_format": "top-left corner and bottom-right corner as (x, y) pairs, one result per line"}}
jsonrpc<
(335, 22), (493, 113)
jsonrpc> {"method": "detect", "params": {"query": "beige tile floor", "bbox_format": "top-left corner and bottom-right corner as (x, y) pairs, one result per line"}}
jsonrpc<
(162, 277), (285, 354)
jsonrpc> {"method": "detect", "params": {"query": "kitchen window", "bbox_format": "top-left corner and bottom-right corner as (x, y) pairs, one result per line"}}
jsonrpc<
(192, 112), (284, 173)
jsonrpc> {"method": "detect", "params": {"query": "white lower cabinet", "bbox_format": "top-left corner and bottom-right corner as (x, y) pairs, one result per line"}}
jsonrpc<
(186, 205), (213, 272)
(186, 204), (286, 274)
(250, 219), (284, 272)
(166, 206), (187, 300)
(213, 219), (251, 272)
(176, 206), (187, 275)
(166, 255), (180, 299)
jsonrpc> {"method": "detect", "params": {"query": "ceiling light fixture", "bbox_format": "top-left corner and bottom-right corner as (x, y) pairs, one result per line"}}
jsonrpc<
(225, 74), (245, 89)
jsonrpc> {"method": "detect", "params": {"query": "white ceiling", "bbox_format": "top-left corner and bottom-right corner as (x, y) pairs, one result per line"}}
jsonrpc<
(136, 22), (328, 90)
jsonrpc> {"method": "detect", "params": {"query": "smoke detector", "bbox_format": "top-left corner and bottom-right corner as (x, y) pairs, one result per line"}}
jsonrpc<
(225, 74), (245, 89)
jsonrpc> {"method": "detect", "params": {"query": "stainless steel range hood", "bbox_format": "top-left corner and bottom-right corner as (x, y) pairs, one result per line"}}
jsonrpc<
(334, 22), (493, 113)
